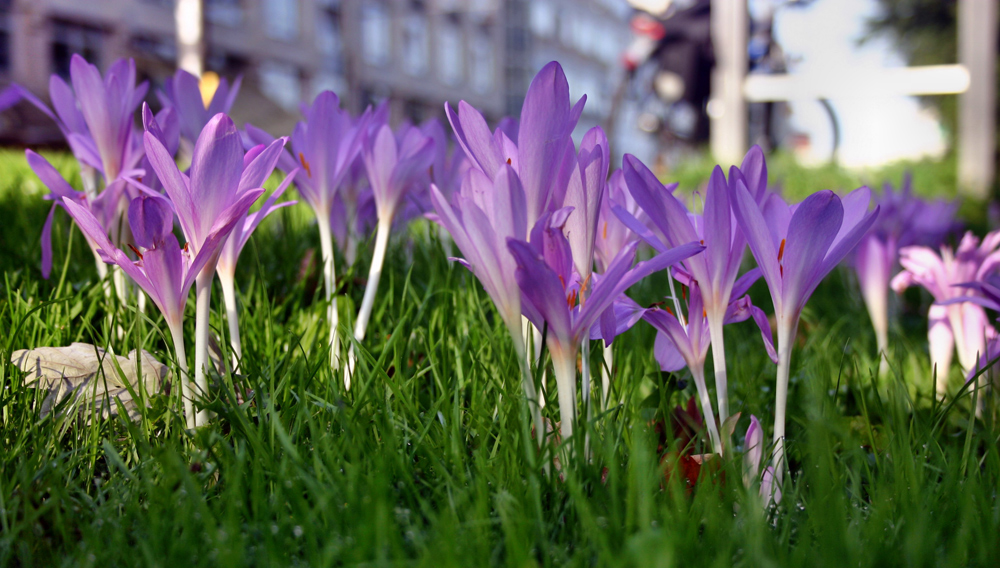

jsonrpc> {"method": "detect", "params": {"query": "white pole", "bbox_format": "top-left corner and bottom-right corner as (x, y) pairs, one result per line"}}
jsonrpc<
(709, 0), (748, 164)
(958, 0), (998, 198)
(176, 0), (205, 76)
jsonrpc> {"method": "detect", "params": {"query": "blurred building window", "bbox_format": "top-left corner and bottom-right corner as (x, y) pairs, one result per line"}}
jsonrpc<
(438, 13), (462, 85)
(259, 60), (301, 110)
(262, 0), (299, 41)
(0, 1), (11, 75)
(51, 20), (103, 78)
(130, 34), (176, 62)
(361, 1), (390, 66)
(206, 0), (243, 26)
(529, 1), (555, 38)
(401, 4), (429, 76)
(470, 25), (493, 93)
(311, 71), (347, 99)
(316, 3), (344, 74)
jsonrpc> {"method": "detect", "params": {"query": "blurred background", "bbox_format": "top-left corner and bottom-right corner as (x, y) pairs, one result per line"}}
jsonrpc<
(0, 0), (995, 197)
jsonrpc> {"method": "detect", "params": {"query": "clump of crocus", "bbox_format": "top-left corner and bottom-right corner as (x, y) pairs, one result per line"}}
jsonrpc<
(508, 208), (703, 442)
(891, 231), (1000, 396)
(616, 147), (769, 428)
(11, 55), (147, 281)
(245, 92), (369, 370)
(347, 124), (435, 384)
(732, 183), (878, 485)
(853, 177), (959, 375)
(431, 164), (544, 441)
(142, 112), (281, 427)
(61, 193), (248, 428)
(645, 281), (775, 455)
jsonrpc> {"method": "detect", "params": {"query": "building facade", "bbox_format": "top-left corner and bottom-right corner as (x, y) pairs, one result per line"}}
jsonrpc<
(0, 0), (637, 152)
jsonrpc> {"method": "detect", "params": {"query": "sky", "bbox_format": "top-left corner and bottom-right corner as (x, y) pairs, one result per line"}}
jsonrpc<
(771, 0), (948, 168)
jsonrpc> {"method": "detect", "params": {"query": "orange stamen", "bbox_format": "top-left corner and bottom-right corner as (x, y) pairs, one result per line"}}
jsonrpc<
(506, 157), (512, 165)
(778, 238), (786, 262)
(183, 242), (190, 253)
(567, 289), (578, 309)
(665, 306), (675, 316)
(127, 244), (143, 260)
(299, 152), (312, 177)
(602, 221), (608, 240)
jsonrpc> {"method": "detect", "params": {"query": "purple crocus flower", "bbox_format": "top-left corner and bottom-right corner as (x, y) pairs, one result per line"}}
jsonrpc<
(732, 183), (878, 482)
(16, 56), (148, 278)
(645, 281), (775, 455)
(14, 55), (147, 185)
(26, 150), (127, 279)
(347, 123), (435, 383)
(446, 61), (584, 230)
(143, 112), (275, 427)
(743, 415), (781, 503)
(891, 231), (1000, 395)
(617, 147), (770, 424)
(430, 164), (546, 440)
(853, 177), (960, 374)
(61, 194), (248, 428)
(507, 210), (703, 441)
(158, 68), (242, 147)
(245, 91), (367, 369)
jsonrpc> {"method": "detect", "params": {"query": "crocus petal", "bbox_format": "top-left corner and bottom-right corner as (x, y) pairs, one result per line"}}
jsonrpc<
(144, 131), (196, 241)
(128, 194), (174, 249)
(508, 238), (574, 346)
(730, 180), (781, 299)
(654, 328), (687, 372)
(26, 150), (82, 200)
(744, 415), (763, 486)
(189, 114), (245, 239)
(445, 101), (502, 180)
(781, 190), (843, 311)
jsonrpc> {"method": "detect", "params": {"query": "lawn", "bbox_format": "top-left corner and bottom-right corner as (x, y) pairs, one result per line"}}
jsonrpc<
(1, 148), (997, 567)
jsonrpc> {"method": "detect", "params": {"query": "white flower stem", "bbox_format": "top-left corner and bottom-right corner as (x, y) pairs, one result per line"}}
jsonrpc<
(317, 215), (341, 370)
(192, 269), (214, 428)
(772, 314), (798, 486)
(169, 321), (194, 430)
(601, 340), (613, 411)
(691, 363), (723, 455)
(708, 313), (730, 424)
(861, 281), (890, 377)
(511, 328), (544, 447)
(218, 271), (242, 374)
(551, 346), (577, 443)
(347, 217), (392, 388)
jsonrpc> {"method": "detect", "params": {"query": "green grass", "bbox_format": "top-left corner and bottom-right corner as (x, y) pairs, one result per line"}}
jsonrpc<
(1, 149), (999, 566)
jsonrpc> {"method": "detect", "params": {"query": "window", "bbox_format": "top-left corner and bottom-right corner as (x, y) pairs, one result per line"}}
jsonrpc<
(262, 0), (298, 41)
(316, 5), (344, 73)
(259, 60), (301, 110)
(361, 1), (390, 66)
(529, 1), (556, 38)
(0, 0), (11, 75)
(401, 8), (428, 76)
(470, 26), (493, 93)
(206, 0), (243, 27)
(437, 14), (462, 85)
(51, 21), (103, 78)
